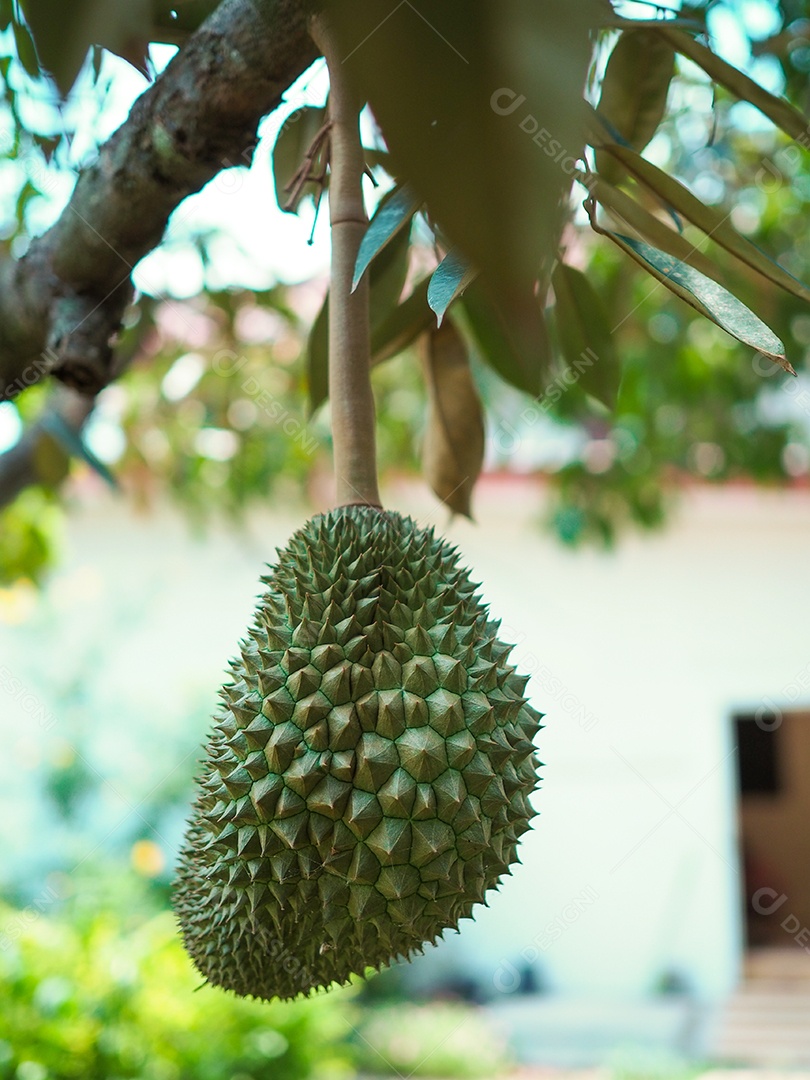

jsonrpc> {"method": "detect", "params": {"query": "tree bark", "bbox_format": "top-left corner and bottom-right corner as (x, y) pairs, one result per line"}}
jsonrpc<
(0, 0), (315, 403)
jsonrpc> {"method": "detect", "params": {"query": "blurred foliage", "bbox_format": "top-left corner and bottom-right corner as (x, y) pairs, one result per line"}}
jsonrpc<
(0, 0), (810, 581)
(0, 881), (357, 1080)
(0, 868), (505, 1080)
(0, 283), (427, 585)
(105, 286), (425, 519)
(0, 488), (61, 585)
(351, 1002), (509, 1079)
(0, 587), (221, 894)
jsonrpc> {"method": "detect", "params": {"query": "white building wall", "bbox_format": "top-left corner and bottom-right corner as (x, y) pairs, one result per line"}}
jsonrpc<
(404, 478), (809, 1003)
(2, 477), (809, 1002)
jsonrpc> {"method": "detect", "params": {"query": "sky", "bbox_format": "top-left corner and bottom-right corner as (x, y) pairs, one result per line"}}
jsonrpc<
(1, 41), (335, 291)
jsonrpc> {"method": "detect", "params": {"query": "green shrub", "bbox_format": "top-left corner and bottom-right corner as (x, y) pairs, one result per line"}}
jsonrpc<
(0, 900), (357, 1080)
(353, 1003), (509, 1079)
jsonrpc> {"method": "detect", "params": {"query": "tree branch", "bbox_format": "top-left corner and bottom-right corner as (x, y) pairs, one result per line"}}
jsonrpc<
(0, 0), (316, 402)
(0, 387), (95, 507)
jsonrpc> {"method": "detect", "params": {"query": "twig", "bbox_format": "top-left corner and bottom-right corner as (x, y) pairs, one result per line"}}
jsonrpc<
(283, 118), (332, 212)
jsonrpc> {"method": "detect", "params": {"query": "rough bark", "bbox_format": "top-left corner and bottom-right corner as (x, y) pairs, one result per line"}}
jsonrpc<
(0, 0), (316, 402)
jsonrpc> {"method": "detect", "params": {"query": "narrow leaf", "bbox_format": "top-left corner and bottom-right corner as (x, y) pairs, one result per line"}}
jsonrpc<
(352, 185), (420, 291)
(577, 169), (718, 280)
(601, 144), (810, 304)
(551, 263), (621, 410)
(595, 29), (675, 185)
(42, 412), (118, 488)
(32, 432), (70, 488)
(364, 147), (392, 172)
(583, 99), (627, 150)
(325, 0), (602, 297)
(607, 17), (706, 32)
(20, 0), (154, 94)
(367, 218), (413, 331)
(427, 250), (477, 325)
(371, 278), (434, 367)
(585, 101), (682, 231)
(603, 231), (793, 372)
(422, 320), (485, 518)
(306, 292), (329, 416)
(12, 18), (40, 79)
(309, 225), (416, 413)
(460, 280), (551, 398)
(657, 26), (810, 142)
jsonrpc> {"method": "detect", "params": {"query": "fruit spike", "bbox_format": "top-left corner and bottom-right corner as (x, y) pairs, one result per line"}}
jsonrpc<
(174, 505), (542, 1001)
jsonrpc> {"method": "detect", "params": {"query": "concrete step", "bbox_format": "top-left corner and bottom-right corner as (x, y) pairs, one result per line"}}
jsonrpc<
(720, 992), (810, 1012)
(710, 955), (810, 1066)
(744, 947), (810, 984)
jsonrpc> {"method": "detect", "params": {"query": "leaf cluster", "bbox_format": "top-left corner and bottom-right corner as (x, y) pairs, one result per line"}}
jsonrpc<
(0, 887), (356, 1079)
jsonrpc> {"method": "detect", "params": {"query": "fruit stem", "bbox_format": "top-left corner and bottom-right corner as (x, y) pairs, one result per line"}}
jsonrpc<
(310, 14), (382, 510)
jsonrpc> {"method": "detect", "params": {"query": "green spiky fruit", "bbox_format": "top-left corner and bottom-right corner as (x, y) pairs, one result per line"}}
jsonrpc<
(174, 505), (542, 1000)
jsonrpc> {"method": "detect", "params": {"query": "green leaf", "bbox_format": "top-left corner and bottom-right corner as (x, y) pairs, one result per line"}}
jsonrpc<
(352, 185), (420, 292)
(603, 231), (793, 372)
(422, 320), (484, 518)
(599, 144), (810, 304)
(607, 16), (706, 33)
(0, 488), (61, 586)
(42, 413), (118, 489)
(20, 0), (153, 94)
(551, 263), (621, 410)
(370, 278), (434, 367)
(99, 34), (150, 79)
(91, 43), (103, 83)
(595, 29), (675, 184)
(12, 18), (40, 79)
(367, 217), (413, 331)
(306, 293), (329, 416)
(364, 147), (393, 172)
(576, 169), (718, 281)
(14, 179), (41, 229)
(309, 224), (415, 413)
(657, 26), (810, 142)
(460, 280), (551, 397)
(324, 0), (605, 296)
(272, 106), (328, 214)
(32, 432), (70, 488)
(427, 250), (477, 326)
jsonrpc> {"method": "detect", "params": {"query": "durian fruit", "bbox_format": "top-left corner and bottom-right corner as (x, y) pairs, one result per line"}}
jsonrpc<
(174, 504), (542, 1001)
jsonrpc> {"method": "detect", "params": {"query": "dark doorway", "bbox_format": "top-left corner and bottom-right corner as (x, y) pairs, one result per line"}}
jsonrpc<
(734, 710), (810, 947)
